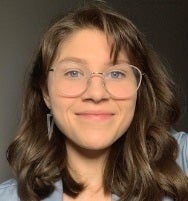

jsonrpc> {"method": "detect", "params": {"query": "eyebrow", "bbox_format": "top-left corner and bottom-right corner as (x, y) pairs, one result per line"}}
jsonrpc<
(57, 57), (87, 65)
(57, 57), (130, 66)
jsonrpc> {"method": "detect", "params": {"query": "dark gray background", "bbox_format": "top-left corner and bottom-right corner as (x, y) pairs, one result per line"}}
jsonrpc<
(0, 0), (187, 182)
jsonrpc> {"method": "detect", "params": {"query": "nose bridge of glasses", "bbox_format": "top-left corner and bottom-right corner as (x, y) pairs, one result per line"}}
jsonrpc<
(87, 71), (106, 88)
(91, 71), (103, 77)
(89, 72), (105, 83)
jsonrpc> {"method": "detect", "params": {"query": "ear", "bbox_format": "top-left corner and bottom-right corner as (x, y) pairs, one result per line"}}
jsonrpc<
(42, 89), (51, 109)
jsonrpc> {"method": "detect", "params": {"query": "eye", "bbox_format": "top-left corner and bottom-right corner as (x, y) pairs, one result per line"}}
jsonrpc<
(107, 70), (126, 79)
(64, 69), (84, 78)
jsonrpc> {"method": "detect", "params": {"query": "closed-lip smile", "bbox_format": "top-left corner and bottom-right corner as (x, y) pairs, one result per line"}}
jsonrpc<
(75, 111), (115, 121)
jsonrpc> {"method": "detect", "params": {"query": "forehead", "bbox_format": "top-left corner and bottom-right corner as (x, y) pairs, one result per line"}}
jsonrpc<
(54, 28), (129, 65)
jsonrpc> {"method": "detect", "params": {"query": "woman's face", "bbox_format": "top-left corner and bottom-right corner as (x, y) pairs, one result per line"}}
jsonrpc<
(44, 28), (137, 151)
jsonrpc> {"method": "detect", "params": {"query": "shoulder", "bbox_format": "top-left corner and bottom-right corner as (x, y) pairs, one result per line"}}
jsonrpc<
(171, 130), (188, 175)
(0, 179), (20, 201)
(0, 178), (63, 201)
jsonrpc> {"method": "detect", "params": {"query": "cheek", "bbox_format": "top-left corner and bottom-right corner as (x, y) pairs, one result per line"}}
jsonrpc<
(117, 96), (137, 132)
(49, 95), (74, 132)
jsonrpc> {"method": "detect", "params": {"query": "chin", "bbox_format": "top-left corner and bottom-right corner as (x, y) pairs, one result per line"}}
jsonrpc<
(65, 133), (122, 153)
(82, 144), (110, 151)
(77, 139), (116, 152)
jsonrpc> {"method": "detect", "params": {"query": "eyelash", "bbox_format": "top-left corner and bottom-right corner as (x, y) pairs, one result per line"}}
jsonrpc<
(64, 70), (83, 78)
(107, 71), (126, 79)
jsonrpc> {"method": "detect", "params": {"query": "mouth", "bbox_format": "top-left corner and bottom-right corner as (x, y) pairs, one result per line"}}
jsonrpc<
(75, 111), (115, 121)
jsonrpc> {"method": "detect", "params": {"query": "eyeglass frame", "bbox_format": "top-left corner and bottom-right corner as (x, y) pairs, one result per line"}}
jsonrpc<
(48, 62), (144, 99)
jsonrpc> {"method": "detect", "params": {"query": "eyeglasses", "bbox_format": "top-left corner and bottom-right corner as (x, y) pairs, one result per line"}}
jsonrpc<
(49, 61), (143, 99)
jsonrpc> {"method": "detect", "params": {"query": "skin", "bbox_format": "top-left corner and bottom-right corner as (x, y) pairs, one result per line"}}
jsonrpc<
(43, 28), (137, 200)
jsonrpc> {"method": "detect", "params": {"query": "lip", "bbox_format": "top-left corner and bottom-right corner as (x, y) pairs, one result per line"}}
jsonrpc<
(75, 111), (115, 121)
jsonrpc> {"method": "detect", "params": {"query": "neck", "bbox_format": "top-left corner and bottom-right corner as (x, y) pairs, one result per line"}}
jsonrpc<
(65, 139), (109, 189)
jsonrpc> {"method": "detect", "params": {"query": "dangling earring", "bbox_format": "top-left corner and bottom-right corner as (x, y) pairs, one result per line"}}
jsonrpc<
(47, 112), (54, 140)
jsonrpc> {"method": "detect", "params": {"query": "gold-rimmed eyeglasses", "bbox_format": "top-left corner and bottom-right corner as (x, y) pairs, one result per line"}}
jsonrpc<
(48, 61), (143, 99)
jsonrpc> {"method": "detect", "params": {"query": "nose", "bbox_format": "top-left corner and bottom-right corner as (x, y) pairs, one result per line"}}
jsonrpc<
(81, 76), (110, 102)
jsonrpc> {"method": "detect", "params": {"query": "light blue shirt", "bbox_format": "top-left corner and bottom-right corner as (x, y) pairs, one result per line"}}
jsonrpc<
(0, 131), (187, 201)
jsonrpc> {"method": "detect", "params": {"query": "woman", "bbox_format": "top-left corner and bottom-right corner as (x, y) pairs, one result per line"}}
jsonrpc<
(0, 3), (188, 201)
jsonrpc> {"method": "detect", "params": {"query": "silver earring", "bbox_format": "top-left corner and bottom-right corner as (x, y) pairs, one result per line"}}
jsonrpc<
(47, 112), (54, 140)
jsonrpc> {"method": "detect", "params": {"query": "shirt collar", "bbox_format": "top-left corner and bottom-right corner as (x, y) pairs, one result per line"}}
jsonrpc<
(42, 180), (62, 201)
(42, 180), (120, 201)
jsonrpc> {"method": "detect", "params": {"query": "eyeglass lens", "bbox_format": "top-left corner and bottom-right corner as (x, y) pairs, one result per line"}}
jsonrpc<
(50, 61), (142, 99)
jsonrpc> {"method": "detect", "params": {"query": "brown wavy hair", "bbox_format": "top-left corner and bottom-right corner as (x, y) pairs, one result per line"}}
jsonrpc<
(7, 3), (188, 201)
